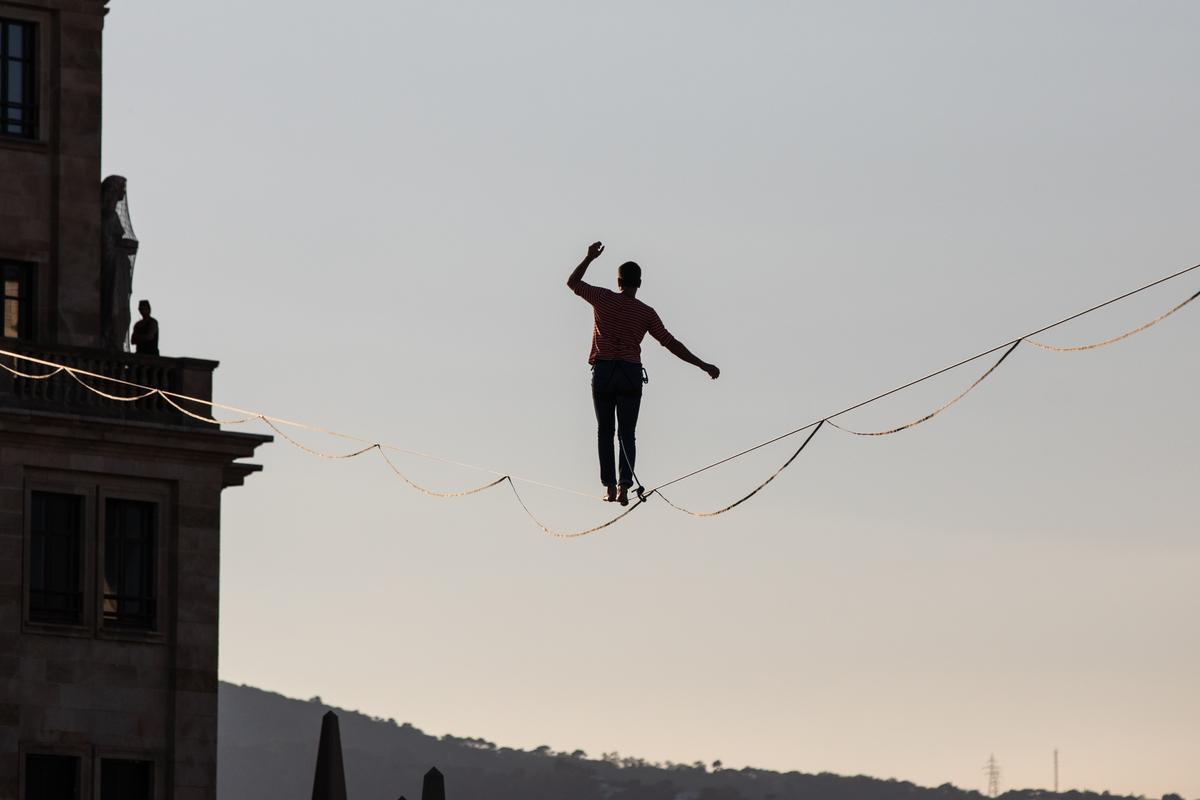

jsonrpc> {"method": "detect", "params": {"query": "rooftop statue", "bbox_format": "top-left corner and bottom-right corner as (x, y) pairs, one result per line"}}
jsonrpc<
(101, 175), (139, 351)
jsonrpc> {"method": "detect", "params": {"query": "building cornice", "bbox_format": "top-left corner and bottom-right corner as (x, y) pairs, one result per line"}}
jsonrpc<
(0, 408), (271, 486)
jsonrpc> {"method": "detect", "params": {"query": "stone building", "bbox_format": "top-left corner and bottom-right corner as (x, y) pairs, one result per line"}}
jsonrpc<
(1, 1), (270, 798)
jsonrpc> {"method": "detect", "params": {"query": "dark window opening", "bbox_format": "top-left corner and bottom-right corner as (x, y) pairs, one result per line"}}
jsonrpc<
(2, 261), (33, 340)
(100, 758), (153, 800)
(0, 18), (37, 139)
(103, 498), (157, 630)
(25, 753), (80, 800)
(29, 491), (84, 625)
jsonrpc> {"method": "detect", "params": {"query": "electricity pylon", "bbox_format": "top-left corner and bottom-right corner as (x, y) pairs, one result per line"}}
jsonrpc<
(983, 754), (1001, 798)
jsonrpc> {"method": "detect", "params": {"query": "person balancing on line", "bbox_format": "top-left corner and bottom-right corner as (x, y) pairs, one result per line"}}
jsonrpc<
(568, 241), (720, 506)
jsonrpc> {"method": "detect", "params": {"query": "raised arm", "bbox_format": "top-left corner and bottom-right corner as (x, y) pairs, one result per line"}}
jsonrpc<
(567, 241), (605, 291)
(666, 339), (720, 380)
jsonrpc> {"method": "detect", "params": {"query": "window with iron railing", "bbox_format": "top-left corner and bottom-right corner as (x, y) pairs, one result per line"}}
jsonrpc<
(101, 758), (153, 800)
(103, 498), (157, 630)
(29, 491), (84, 625)
(25, 754), (81, 800)
(0, 18), (37, 139)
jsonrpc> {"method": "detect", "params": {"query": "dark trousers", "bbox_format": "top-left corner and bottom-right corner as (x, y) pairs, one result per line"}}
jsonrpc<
(591, 360), (644, 488)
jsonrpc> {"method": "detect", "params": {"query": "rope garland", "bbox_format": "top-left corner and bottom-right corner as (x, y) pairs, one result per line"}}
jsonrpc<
(505, 478), (649, 539)
(826, 342), (1019, 437)
(158, 391), (257, 424)
(259, 417), (379, 460)
(0, 362), (63, 380)
(65, 370), (159, 402)
(654, 422), (824, 517)
(378, 447), (509, 498)
(1026, 289), (1200, 352)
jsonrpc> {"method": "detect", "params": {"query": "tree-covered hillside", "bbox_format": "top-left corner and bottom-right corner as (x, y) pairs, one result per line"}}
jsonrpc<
(218, 683), (1183, 800)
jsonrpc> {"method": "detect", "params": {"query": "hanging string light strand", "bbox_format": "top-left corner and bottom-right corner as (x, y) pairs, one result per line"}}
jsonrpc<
(0, 262), (1197, 537)
(826, 341), (1020, 437)
(1025, 288), (1200, 352)
(643, 269), (1198, 499)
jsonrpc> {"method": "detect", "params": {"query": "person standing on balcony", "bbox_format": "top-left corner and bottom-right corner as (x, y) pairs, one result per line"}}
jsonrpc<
(567, 241), (720, 505)
(130, 300), (159, 356)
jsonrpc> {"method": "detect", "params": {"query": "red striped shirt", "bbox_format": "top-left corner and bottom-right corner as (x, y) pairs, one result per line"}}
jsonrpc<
(573, 282), (676, 364)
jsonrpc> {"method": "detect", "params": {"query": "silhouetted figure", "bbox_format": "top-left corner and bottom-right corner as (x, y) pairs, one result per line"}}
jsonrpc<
(421, 767), (446, 800)
(101, 175), (139, 351)
(568, 241), (720, 505)
(130, 299), (159, 355)
(311, 711), (348, 800)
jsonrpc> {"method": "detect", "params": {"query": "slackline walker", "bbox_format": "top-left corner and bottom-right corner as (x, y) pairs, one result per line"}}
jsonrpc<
(566, 241), (721, 507)
(1, 260), (1197, 538)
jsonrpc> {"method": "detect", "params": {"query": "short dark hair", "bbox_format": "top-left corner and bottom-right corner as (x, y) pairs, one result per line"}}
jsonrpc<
(618, 261), (642, 288)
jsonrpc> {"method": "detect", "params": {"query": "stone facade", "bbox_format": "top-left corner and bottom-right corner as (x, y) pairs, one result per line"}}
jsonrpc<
(0, 415), (268, 799)
(0, 1), (270, 798)
(0, 0), (106, 349)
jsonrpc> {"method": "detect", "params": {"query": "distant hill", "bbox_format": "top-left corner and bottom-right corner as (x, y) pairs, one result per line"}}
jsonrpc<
(217, 683), (1181, 800)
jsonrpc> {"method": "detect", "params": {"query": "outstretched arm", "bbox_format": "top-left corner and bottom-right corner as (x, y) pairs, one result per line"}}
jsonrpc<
(666, 340), (720, 380)
(567, 241), (605, 290)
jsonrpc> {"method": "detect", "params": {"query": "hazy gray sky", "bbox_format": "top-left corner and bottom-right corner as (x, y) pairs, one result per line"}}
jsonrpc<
(103, 1), (1197, 795)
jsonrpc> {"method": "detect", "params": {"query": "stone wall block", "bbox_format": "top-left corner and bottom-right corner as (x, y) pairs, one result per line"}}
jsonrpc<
(179, 505), (219, 529)
(0, 750), (16, 800)
(178, 481), (220, 508)
(58, 683), (102, 710)
(0, 583), (19, 605)
(177, 525), (214, 553)
(20, 682), (60, 707)
(0, 605), (19, 630)
(0, 556), (21, 590)
(0, 507), (24, 535)
(99, 662), (139, 690)
(92, 708), (140, 740)
(174, 709), (217, 747)
(173, 762), (214, 789)
(0, 486), (21, 512)
(40, 705), (90, 734)
(18, 654), (45, 681)
(172, 786), (210, 800)
(58, 21), (102, 72)
(43, 658), (77, 684)
(176, 578), (218, 625)
(177, 545), (220, 581)
(173, 690), (217, 720)
(175, 620), (218, 650)
(172, 640), (216, 672)
(174, 668), (217, 694)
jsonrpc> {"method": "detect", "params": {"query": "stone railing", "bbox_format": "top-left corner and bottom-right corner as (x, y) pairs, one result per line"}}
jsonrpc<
(0, 340), (218, 428)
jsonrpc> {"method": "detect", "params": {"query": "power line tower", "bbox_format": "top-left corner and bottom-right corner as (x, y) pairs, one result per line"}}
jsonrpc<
(983, 754), (1001, 798)
(1054, 749), (1059, 793)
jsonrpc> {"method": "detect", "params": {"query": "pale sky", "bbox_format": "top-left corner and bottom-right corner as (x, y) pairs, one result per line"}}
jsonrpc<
(102, 1), (1197, 796)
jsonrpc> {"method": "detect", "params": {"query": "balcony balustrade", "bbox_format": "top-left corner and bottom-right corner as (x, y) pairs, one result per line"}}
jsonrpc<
(0, 340), (217, 428)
